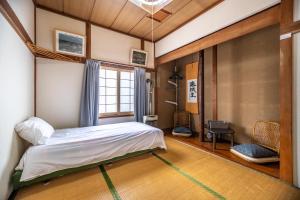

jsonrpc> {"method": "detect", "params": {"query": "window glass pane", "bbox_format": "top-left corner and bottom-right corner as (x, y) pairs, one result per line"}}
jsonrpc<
(130, 80), (134, 88)
(130, 104), (134, 112)
(131, 95), (134, 103)
(130, 72), (134, 80)
(99, 104), (106, 113)
(100, 69), (106, 78)
(107, 104), (117, 112)
(106, 96), (117, 104)
(121, 71), (130, 80)
(120, 104), (130, 112)
(121, 87), (130, 95)
(106, 87), (117, 95)
(120, 95), (130, 103)
(99, 87), (106, 95)
(100, 78), (105, 87)
(106, 70), (117, 79)
(130, 88), (134, 96)
(99, 96), (106, 104)
(106, 79), (117, 87)
(121, 80), (130, 88)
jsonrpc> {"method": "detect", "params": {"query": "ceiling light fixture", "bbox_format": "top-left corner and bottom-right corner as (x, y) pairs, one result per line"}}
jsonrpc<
(130, 0), (173, 14)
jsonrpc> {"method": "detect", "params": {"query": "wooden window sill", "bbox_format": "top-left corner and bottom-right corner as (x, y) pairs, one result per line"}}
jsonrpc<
(99, 113), (134, 119)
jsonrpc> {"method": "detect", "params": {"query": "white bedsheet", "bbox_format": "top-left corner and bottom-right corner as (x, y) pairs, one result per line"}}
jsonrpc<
(16, 122), (166, 181)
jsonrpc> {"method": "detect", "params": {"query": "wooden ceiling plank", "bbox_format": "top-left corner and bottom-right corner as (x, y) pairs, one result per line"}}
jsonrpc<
(145, 0), (222, 41)
(111, 2), (148, 33)
(109, 0), (129, 28)
(36, 5), (152, 42)
(142, 0), (192, 39)
(36, 0), (64, 12)
(129, 17), (160, 39)
(63, 0), (95, 20)
(90, 0), (127, 27)
(146, 0), (206, 40)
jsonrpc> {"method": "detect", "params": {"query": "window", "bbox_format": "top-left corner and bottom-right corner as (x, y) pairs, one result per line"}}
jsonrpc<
(99, 66), (134, 117)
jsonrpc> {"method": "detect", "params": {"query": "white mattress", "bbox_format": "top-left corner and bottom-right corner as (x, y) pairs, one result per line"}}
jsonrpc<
(16, 122), (166, 181)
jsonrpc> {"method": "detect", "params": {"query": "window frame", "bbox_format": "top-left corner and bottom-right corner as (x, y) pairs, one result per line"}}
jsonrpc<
(99, 65), (134, 118)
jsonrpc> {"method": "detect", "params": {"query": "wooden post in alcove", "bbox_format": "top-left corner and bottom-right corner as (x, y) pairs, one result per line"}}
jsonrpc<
(212, 45), (218, 120)
(279, 0), (300, 184)
(198, 50), (205, 141)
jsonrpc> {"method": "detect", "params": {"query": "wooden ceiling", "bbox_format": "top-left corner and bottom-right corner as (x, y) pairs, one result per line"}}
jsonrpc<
(35, 0), (223, 42)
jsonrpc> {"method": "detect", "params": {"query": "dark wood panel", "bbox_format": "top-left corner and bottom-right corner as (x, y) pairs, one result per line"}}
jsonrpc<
(156, 5), (280, 65)
(198, 51), (204, 141)
(212, 45), (217, 120)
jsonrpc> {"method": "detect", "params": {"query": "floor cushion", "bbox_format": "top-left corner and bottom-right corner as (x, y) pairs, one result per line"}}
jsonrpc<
(230, 144), (279, 163)
(172, 127), (192, 137)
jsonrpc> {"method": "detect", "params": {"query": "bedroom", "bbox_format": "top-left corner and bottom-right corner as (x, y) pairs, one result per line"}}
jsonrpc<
(0, 0), (300, 199)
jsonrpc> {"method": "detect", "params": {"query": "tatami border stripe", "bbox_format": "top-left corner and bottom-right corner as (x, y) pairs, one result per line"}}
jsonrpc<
(152, 153), (226, 200)
(99, 165), (122, 200)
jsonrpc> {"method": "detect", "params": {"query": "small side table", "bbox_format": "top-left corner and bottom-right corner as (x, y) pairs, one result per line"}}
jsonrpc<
(208, 128), (235, 151)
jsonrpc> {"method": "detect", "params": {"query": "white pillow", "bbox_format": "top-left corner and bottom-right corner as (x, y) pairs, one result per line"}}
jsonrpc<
(15, 117), (54, 145)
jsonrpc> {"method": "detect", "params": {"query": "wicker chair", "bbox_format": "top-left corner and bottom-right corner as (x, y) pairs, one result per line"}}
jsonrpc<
(230, 121), (280, 163)
(251, 121), (280, 154)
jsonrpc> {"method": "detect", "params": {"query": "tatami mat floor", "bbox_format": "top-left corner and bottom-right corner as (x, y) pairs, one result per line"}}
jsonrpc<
(15, 137), (300, 200)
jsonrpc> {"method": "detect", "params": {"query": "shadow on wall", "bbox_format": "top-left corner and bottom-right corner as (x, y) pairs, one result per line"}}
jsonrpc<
(0, 130), (25, 199)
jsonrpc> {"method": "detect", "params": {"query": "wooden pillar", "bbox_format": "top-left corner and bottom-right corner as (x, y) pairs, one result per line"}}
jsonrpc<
(86, 22), (91, 59)
(198, 50), (205, 141)
(212, 45), (217, 120)
(279, 0), (299, 184)
(279, 35), (293, 183)
(141, 39), (145, 50)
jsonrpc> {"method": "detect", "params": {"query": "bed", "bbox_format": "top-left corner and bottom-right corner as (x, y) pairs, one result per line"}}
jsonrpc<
(13, 122), (166, 189)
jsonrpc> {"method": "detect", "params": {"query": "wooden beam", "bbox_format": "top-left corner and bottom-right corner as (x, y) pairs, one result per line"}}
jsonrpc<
(212, 45), (217, 120)
(86, 22), (91, 59)
(198, 51), (205, 141)
(156, 5), (280, 65)
(0, 0), (33, 44)
(279, 0), (294, 184)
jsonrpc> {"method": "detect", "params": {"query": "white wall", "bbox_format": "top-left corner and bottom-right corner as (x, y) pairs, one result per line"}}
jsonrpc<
(36, 9), (155, 128)
(36, 58), (84, 128)
(0, 11), (34, 200)
(144, 41), (155, 69)
(155, 0), (280, 57)
(91, 25), (140, 64)
(36, 8), (86, 51)
(91, 25), (155, 68)
(293, 32), (300, 187)
(8, 0), (35, 41)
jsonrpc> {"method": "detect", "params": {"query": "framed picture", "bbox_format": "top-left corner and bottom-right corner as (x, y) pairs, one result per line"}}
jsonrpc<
(54, 30), (86, 57)
(130, 49), (148, 67)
